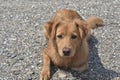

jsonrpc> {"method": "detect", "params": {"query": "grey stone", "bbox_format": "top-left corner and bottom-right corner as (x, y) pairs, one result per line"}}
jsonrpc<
(12, 70), (21, 75)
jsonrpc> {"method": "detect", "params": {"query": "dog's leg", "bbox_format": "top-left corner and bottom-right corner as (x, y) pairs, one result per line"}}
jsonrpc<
(85, 16), (104, 40)
(86, 29), (93, 40)
(86, 16), (104, 29)
(71, 62), (88, 72)
(40, 50), (50, 80)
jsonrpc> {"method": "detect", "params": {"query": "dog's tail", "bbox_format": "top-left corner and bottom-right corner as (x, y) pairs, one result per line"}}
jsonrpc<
(86, 16), (104, 29)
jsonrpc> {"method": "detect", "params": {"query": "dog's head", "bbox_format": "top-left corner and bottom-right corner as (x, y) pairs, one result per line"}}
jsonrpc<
(44, 19), (88, 57)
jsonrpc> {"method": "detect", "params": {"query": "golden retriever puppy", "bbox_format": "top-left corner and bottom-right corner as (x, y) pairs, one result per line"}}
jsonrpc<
(40, 9), (103, 80)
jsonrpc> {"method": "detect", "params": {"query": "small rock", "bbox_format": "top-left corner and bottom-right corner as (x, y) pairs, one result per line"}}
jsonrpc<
(13, 70), (20, 75)
(58, 72), (67, 78)
(27, 71), (35, 75)
(19, 57), (24, 60)
(27, 76), (32, 80)
(31, 65), (35, 69)
(10, 54), (17, 58)
(7, 53), (17, 58)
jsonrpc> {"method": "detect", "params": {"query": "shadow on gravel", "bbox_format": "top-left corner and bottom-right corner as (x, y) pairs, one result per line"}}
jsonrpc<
(70, 36), (120, 80)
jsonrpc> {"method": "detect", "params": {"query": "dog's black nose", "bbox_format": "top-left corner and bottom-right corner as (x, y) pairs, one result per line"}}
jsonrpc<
(62, 48), (71, 56)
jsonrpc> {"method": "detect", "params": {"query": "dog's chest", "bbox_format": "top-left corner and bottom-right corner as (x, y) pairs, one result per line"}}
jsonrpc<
(51, 55), (80, 68)
(51, 56), (73, 68)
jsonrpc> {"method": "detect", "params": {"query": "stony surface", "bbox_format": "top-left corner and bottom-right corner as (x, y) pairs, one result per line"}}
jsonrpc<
(0, 0), (120, 80)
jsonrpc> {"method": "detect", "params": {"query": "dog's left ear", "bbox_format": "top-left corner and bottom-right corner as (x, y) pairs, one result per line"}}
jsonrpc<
(74, 19), (89, 39)
(44, 20), (60, 40)
(44, 21), (53, 39)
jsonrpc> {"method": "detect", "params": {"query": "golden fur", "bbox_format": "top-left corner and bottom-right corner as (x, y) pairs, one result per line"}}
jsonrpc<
(40, 9), (103, 80)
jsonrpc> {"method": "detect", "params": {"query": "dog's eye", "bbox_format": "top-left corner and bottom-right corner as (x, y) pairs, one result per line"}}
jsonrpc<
(71, 35), (77, 39)
(57, 35), (63, 39)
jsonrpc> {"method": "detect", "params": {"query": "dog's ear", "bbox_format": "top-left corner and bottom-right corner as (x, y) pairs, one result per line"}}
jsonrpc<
(51, 21), (60, 40)
(44, 20), (60, 40)
(74, 19), (89, 39)
(44, 21), (53, 39)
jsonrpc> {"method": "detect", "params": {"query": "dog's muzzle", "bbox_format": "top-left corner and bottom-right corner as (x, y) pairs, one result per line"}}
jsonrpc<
(62, 48), (71, 56)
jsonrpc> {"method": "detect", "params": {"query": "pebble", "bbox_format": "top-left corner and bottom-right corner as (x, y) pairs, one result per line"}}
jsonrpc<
(27, 76), (33, 80)
(13, 70), (21, 75)
(7, 53), (16, 58)
(31, 65), (35, 69)
(58, 72), (67, 78)
(27, 71), (35, 75)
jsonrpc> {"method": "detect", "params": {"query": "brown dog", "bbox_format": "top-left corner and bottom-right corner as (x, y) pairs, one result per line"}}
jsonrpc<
(40, 9), (103, 80)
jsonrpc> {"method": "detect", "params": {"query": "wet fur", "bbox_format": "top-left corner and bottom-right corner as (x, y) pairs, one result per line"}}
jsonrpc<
(40, 9), (103, 80)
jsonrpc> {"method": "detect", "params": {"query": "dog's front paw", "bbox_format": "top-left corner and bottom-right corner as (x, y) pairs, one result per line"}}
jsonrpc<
(40, 69), (50, 80)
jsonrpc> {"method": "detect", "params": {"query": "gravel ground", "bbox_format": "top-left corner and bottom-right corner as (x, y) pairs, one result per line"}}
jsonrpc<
(0, 0), (120, 80)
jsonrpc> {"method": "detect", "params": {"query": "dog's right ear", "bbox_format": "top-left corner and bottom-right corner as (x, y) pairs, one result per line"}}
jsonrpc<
(74, 19), (89, 39)
(44, 21), (53, 39)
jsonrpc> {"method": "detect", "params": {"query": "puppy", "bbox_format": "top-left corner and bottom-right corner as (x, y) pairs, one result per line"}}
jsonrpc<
(40, 9), (103, 80)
